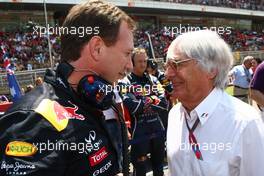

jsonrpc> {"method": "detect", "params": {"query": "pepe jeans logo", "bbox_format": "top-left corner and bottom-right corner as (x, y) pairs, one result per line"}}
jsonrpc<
(1, 161), (36, 175)
(5, 141), (37, 157)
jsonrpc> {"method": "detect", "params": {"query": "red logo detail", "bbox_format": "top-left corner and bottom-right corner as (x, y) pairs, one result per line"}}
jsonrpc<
(89, 146), (108, 167)
(54, 101), (85, 121)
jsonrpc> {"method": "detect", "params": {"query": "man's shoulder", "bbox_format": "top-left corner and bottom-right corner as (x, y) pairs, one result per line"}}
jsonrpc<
(255, 62), (264, 74)
(1, 82), (71, 133)
(220, 93), (261, 122)
(230, 64), (244, 73)
(6, 83), (52, 113)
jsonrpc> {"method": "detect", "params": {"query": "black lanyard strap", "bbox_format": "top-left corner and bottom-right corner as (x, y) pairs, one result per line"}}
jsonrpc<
(185, 115), (200, 133)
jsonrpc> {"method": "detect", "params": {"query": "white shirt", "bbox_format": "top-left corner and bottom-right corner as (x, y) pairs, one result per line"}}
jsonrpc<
(103, 87), (122, 120)
(167, 88), (264, 176)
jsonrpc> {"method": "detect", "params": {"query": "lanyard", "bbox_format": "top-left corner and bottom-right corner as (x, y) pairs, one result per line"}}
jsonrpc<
(184, 116), (203, 160)
(243, 66), (251, 83)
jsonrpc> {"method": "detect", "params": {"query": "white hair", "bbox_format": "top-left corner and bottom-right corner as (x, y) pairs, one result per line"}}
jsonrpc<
(169, 30), (233, 89)
(243, 55), (253, 64)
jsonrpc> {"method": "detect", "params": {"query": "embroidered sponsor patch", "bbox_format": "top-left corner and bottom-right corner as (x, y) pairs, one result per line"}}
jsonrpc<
(89, 146), (108, 166)
(83, 130), (103, 154)
(5, 141), (37, 157)
(92, 161), (112, 176)
(1, 161), (36, 175)
(62, 101), (85, 121)
(34, 99), (68, 132)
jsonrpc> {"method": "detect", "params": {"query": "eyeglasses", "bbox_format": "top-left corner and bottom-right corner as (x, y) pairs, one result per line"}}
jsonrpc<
(165, 58), (194, 71)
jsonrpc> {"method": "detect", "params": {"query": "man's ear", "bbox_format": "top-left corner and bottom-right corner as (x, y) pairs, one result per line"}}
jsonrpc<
(88, 36), (104, 61)
(207, 68), (218, 80)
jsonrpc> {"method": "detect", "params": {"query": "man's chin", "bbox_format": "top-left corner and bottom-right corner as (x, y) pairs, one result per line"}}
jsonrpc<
(171, 91), (184, 100)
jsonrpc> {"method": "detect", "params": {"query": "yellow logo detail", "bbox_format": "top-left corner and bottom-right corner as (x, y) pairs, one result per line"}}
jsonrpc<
(5, 141), (37, 157)
(34, 99), (68, 132)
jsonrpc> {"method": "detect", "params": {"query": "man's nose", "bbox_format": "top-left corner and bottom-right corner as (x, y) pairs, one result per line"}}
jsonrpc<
(127, 58), (133, 73)
(165, 66), (176, 81)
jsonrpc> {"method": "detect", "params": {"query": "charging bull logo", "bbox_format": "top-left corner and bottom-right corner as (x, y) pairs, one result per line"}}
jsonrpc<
(55, 101), (85, 121)
(34, 99), (85, 132)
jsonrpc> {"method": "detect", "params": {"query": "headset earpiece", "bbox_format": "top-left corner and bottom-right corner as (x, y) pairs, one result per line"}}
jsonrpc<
(77, 75), (114, 110)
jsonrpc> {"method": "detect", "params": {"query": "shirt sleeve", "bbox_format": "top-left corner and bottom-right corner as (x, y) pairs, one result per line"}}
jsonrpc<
(250, 64), (264, 92)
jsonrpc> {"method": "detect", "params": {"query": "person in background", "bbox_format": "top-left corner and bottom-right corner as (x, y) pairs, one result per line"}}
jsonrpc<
(251, 57), (262, 74)
(25, 84), (34, 93)
(146, 59), (172, 130)
(146, 59), (173, 94)
(250, 61), (264, 119)
(228, 55), (253, 103)
(35, 77), (43, 86)
(122, 48), (167, 176)
(165, 30), (264, 176)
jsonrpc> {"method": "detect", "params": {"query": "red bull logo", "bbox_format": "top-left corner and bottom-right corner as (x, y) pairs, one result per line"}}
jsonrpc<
(55, 101), (85, 121)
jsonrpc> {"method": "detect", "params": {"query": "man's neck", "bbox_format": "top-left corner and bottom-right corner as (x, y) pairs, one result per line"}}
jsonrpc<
(181, 87), (215, 114)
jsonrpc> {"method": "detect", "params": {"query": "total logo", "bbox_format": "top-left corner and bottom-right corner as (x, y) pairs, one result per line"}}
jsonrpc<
(89, 146), (108, 166)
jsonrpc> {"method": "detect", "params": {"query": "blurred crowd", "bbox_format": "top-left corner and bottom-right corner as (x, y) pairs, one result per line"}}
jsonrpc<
(135, 27), (264, 58)
(0, 31), (60, 71)
(152, 0), (264, 11)
(1, 26), (264, 70)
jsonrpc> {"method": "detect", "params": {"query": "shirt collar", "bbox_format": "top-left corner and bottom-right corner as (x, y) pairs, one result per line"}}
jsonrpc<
(195, 88), (222, 125)
(180, 88), (222, 126)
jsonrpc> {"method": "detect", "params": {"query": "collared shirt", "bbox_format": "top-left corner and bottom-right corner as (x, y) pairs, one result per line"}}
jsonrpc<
(229, 65), (253, 88)
(167, 88), (264, 176)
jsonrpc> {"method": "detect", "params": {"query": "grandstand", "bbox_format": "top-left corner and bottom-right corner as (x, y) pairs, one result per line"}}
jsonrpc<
(1, 0), (264, 30)
(0, 0), (264, 94)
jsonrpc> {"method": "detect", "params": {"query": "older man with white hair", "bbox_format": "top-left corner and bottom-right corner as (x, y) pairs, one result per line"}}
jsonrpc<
(229, 55), (254, 103)
(165, 30), (264, 176)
